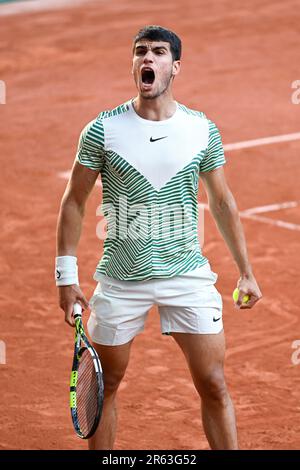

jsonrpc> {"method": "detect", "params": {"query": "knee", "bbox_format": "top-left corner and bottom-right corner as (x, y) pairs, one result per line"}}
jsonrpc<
(197, 371), (229, 407)
(103, 369), (126, 396)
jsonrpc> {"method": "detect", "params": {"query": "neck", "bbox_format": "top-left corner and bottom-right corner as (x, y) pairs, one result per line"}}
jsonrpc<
(132, 92), (177, 121)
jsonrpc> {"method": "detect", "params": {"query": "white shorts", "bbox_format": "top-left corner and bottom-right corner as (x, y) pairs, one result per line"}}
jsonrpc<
(87, 263), (223, 346)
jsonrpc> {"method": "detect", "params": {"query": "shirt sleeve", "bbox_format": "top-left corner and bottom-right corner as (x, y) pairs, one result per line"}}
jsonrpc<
(199, 120), (226, 172)
(76, 117), (105, 172)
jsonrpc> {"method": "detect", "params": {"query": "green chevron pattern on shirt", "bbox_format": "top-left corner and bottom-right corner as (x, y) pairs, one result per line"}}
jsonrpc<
(76, 100), (226, 281)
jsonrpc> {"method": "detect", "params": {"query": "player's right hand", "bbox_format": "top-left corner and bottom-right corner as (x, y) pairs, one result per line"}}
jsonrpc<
(58, 285), (89, 327)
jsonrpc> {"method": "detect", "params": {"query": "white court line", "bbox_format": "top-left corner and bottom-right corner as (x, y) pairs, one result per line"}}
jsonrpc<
(223, 132), (300, 151)
(0, 0), (91, 17)
(240, 213), (300, 231)
(199, 203), (300, 231)
(241, 201), (299, 215)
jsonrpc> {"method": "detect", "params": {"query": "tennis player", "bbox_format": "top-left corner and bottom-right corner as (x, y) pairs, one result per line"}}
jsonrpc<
(56, 25), (262, 450)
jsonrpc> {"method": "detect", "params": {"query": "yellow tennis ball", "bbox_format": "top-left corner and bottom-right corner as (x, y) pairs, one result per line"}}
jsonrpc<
(233, 288), (250, 304)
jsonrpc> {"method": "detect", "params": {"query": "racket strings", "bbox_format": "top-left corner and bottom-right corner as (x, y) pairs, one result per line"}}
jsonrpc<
(77, 349), (100, 436)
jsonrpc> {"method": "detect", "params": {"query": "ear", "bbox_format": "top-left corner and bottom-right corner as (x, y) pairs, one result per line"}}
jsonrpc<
(172, 60), (181, 77)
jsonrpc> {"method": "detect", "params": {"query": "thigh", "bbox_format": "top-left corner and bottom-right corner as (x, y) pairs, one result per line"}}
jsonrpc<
(92, 338), (134, 392)
(171, 331), (226, 386)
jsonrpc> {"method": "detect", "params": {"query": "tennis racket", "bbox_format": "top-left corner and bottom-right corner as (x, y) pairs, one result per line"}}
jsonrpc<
(70, 302), (104, 439)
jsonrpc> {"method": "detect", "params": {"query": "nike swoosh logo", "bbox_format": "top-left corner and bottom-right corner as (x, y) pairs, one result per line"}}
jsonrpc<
(213, 317), (221, 322)
(150, 136), (168, 142)
(56, 269), (61, 280)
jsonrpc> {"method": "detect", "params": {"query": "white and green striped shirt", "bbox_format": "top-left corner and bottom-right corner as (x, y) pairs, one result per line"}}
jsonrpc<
(76, 100), (226, 281)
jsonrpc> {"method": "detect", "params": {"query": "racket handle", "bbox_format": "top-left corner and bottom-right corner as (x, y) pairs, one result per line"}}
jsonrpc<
(73, 302), (82, 318)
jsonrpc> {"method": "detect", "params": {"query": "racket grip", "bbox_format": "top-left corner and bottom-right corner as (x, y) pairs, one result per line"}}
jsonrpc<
(73, 302), (82, 318)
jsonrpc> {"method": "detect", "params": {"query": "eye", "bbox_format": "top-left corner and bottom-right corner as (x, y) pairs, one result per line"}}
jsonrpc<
(135, 48), (146, 56)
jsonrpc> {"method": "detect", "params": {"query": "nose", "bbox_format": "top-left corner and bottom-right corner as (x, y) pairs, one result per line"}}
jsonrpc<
(143, 50), (154, 63)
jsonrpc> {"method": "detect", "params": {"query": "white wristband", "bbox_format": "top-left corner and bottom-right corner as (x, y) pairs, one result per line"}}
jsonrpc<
(55, 256), (79, 286)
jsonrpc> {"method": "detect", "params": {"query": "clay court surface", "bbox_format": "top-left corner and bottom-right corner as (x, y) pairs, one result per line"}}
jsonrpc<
(0, 0), (300, 450)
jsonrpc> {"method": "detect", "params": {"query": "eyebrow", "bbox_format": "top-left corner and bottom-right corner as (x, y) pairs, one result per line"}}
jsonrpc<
(135, 45), (169, 52)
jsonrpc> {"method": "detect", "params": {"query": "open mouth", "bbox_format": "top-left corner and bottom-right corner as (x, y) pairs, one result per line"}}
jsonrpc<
(141, 68), (155, 85)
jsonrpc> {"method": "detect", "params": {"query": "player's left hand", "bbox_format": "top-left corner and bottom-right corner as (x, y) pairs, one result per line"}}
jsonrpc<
(235, 274), (262, 309)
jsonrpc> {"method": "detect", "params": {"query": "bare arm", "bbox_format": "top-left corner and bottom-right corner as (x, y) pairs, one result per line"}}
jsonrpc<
(200, 167), (262, 308)
(56, 161), (100, 325)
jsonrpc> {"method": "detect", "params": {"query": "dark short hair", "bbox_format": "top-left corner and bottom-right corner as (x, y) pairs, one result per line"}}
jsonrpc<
(133, 25), (182, 61)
